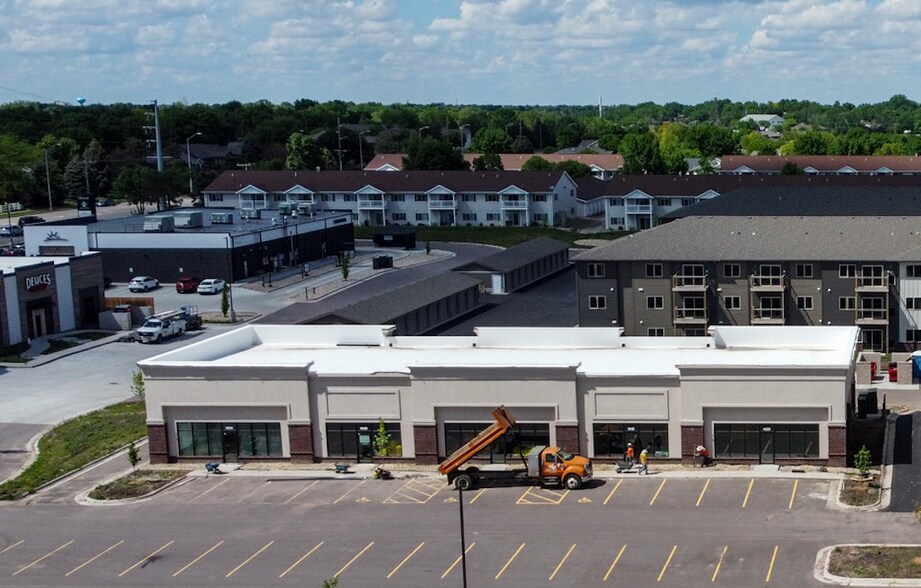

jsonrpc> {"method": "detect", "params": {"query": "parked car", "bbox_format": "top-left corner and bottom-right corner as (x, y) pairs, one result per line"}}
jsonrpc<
(128, 276), (159, 292)
(176, 276), (201, 293)
(18, 216), (45, 227)
(3, 245), (25, 256)
(0, 225), (23, 237)
(197, 278), (225, 295)
(95, 198), (114, 207)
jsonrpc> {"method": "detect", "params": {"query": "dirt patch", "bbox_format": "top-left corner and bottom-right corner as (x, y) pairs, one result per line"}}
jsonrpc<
(200, 311), (259, 323)
(839, 474), (881, 506)
(89, 469), (187, 500)
(828, 545), (921, 579)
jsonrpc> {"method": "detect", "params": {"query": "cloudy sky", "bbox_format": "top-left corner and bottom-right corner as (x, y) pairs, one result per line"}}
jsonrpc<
(1, 0), (920, 106)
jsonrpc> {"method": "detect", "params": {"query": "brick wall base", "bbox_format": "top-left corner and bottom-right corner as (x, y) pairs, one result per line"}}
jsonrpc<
(829, 424), (847, 467)
(555, 424), (580, 454)
(289, 423), (315, 463)
(414, 425), (438, 465)
(681, 425), (704, 464)
(148, 424), (169, 464)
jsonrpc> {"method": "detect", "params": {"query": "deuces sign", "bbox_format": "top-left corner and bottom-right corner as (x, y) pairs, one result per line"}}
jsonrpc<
(25, 273), (53, 293)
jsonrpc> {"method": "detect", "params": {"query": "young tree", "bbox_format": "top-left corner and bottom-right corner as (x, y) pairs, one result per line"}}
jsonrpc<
(221, 283), (230, 317)
(374, 418), (392, 456)
(471, 152), (503, 171)
(855, 445), (871, 477)
(127, 441), (140, 472)
(285, 132), (335, 170)
(130, 370), (145, 400)
(341, 255), (350, 280)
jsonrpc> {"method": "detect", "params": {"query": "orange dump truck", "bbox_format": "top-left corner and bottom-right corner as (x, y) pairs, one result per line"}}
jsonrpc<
(437, 406), (593, 491)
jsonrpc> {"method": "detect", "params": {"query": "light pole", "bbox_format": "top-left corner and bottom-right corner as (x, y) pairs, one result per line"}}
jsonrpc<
(358, 130), (369, 169)
(458, 124), (469, 150)
(418, 125), (430, 137)
(186, 132), (202, 198)
(224, 235), (236, 323)
(43, 149), (53, 212)
(4, 202), (13, 250)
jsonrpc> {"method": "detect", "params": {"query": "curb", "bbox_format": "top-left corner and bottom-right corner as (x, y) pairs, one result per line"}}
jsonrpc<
(23, 438), (149, 500)
(0, 331), (126, 369)
(77, 470), (192, 506)
(0, 427), (48, 486)
(815, 544), (921, 586)
(830, 472), (885, 511)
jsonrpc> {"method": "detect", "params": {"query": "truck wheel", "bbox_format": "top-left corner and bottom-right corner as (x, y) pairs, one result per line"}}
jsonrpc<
(454, 474), (474, 491)
(563, 474), (582, 490)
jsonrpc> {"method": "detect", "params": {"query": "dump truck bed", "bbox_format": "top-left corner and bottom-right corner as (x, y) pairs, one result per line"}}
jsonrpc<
(437, 407), (516, 475)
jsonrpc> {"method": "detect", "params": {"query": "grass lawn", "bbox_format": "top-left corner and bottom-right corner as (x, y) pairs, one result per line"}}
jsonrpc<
(89, 469), (187, 500)
(0, 342), (30, 363)
(354, 225), (628, 248)
(0, 400), (147, 500)
(828, 545), (921, 578)
(840, 474), (881, 506)
(42, 338), (80, 354)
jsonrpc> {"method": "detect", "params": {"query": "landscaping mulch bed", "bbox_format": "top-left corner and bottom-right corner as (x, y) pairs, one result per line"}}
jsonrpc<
(839, 474), (881, 506)
(89, 469), (187, 500)
(828, 545), (921, 579)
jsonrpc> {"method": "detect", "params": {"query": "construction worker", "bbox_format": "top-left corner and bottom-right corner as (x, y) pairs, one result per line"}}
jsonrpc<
(626, 442), (635, 467)
(638, 448), (649, 475)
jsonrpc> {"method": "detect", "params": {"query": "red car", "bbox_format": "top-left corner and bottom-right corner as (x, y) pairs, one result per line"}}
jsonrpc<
(176, 276), (201, 293)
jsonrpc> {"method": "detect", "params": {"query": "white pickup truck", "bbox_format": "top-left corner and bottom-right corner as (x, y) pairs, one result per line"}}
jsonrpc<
(136, 312), (187, 343)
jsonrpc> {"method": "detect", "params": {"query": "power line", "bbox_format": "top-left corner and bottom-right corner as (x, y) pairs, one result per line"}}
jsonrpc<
(0, 84), (71, 105)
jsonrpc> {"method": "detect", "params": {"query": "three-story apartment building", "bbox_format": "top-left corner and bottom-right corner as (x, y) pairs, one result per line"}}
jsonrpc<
(574, 215), (921, 352)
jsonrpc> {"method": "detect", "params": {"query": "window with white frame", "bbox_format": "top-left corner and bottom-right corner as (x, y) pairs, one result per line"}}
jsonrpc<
(321, 194), (333, 202)
(839, 296), (856, 310)
(656, 198), (671, 207)
(415, 213), (429, 221)
(795, 264), (813, 278)
(609, 197), (623, 206)
(532, 213), (547, 223)
(486, 213), (500, 221)
(589, 295), (606, 309)
(390, 194), (405, 202)
(208, 194), (223, 202)
(907, 298), (921, 309)
(391, 213), (406, 221)
(724, 263), (741, 278)
(797, 296), (813, 310)
(839, 264), (856, 278)
(609, 217), (624, 226)
(907, 329), (921, 342)
(533, 194), (547, 202)
(724, 296), (741, 310)
(907, 264), (921, 277)
(646, 263), (663, 277)
(681, 198), (694, 206)
(486, 194), (499, 202)
(587, 263), (605, 278)
(462, 194), (476, 202)
(462, 213), (477, 221)
(648, 328), (665, 336)
(343, 194), (355, 202)
(647, 296), (664, 309)
(415, 194), (427, 202)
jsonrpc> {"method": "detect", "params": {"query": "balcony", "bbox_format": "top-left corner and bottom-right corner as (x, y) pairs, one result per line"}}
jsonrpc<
(855, 308), (888, 324)
(625, 204), (653, 214)
(357, 196), (386, 210)
(428, 198), (457, 210)
(751, 307), (785, 324)
(673, 307), (708, 324)
(672, 274), (708, 291)
(500, 197), (529, 210)
(855, 276), (889, 292)
(749, 274), (785, 291)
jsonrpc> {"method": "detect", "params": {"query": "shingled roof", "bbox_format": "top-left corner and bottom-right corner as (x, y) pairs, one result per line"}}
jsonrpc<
(456, 237), (570, 273)
(203, 170), (566, 194)
(721, 155), (921, 174)
(574, 215), (921, 262)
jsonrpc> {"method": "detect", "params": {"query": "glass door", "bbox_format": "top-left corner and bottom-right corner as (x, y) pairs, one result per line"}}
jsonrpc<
(222, 424), (238, 463)
(357, 426), (373, 463)
(759, 426), (774, 464)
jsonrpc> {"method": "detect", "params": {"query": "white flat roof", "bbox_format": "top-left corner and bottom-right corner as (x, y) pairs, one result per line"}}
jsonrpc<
(0, 256), (71, 275)
(140, 325), (860, 377)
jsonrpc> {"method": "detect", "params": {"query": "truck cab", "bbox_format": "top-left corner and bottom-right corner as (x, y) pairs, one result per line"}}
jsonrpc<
(136, 312), (187, 343)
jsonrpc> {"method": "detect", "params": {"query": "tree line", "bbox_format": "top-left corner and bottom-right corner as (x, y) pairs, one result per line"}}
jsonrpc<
(3, 94), (921, 210)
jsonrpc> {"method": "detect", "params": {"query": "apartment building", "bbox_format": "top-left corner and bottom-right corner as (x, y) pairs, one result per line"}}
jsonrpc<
(574, 215), (921, 352)
(202, 170), (579, 228)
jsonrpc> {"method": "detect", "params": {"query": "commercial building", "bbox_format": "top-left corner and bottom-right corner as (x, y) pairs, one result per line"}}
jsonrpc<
(139, 324), (858, 467)
(0, 253), (105, 346)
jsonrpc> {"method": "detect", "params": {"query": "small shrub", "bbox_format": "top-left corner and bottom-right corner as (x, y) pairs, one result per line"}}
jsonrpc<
(855, 445), (871, 476)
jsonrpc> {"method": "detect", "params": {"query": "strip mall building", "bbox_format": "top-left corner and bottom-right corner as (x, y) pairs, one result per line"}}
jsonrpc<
(139, 324), (859, 467)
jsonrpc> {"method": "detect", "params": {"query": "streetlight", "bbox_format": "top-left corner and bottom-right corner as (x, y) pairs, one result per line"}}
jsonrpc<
(186, 132), (202, 198)
(4, 202), (13, 250)
(224, 235), (236, 323)
(43, 149), (53, 212)
(458, 124), (469, 150)
(418, 126), (430, 137)
(358, 130), (369, 169)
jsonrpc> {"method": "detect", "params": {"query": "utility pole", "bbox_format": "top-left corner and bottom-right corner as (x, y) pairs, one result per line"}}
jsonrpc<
(143, 100), (166, 209)
(337, 117), (343, 171)
(43, 149), (53, 212)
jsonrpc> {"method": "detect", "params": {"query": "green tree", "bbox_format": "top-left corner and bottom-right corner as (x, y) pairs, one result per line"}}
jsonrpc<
(374, 418), (392, 456)
(402, 136), (468, 170)
(221, 283), (230, 318)
(621, 132), (666, 174)
(0, 134), (40, 206)
(285, 132), (335, 170)
(341, 255), (350, 280)
(781, 161), (804, 175)
(130, 370), (145, 400)
(471, 152), (503, 171)
(739, 131), (778, 155)
(470, 127), (513, 154)
(127, 441), (140, 472)
(520, 156), (554, 171)
(854, 445), (871, 476)
(553, 160), (593, 178)
(791, 130), (834, 155)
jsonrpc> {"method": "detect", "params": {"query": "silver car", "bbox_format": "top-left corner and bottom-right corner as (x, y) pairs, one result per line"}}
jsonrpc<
(128, 276), (159, 292)
(197, 278), (225, 294)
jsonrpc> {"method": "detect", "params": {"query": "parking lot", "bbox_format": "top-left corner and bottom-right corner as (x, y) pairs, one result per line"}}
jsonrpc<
(0, 475), (853, 586)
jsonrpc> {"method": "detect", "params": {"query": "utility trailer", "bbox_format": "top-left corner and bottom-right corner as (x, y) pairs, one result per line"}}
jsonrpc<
(437, 406), (593, 491)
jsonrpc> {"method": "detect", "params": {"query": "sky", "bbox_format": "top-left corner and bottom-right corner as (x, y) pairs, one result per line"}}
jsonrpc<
(1, 0), (920, 107)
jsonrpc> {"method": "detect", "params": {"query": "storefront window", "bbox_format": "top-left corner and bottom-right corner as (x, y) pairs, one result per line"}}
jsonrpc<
(593, 423), (669, 458)
(714, 424), (818, 458)
(443, 422), (550, 462)
(176, 421), (283, 457)
(325, 422), (402, 458)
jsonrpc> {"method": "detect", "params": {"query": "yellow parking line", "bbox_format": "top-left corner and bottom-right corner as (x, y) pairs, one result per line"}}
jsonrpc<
(12, 540), (74, 576)
(172, 540), (223, 577)
(696, 479), (711, 507)
(441, 543), (475, 579)
(284, 481), (319, 505)
(518, 486), (569, 505)
(711, 545), (727, 582)
(0, 540), (24, 557)
(333, 541), (374, 578)
(788, 480), (798, 509)
(549, 543), (576, 580)
(278, 541), (324, 578)
(225, 540), (274, 578)
(649, 479), (667, 506)
(118, 540), (173, 577)
(333, 480), (366, 504)
(603, 544), (627, 582)
(603, 480), (623, 505)
(495, 543), (525, 579)
(469, 489), (485, 504)
(742, 479), (754, 509)
(65, 540), (124, 576)
(766, 545), (778, 582)
(188, 477), (230, 502)
(237, 480), (270, 503)
(657, 545), (677, 582)
(516, 486), (534, 504)
(387, 542), (424, 579)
